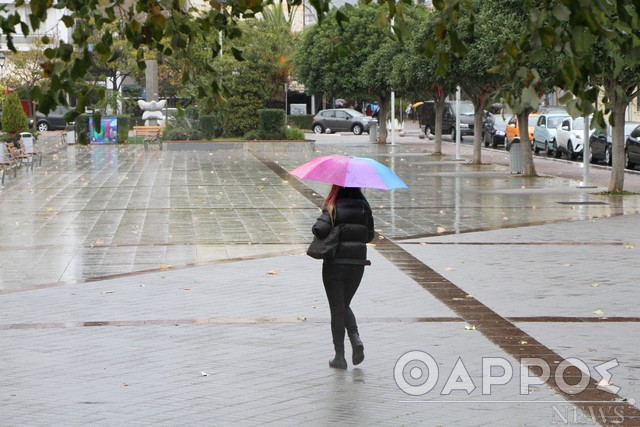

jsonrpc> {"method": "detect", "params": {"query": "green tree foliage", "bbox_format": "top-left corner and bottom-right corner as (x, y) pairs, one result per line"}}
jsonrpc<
(182, 11), (295, 137)
(1, 91), (28, 137)
(539, 0), (640, 192)
(391, 6), (457, 152)
(294, 2), (402, 143)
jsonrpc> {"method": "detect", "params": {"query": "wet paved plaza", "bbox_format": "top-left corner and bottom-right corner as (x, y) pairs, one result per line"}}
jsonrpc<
(2, 130), (640, 292)
(1, 127), (640, 426)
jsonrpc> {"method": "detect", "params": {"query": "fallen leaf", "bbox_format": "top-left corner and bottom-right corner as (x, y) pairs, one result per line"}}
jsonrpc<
(182, 288), (191, 291)
(464, 325), (476, 330)
(436, 226), (446, 233)
(465, 294), (474, 299)
(520, 340), (528, 345)
(593, 309), (604, 315)
(446, 267), (455, 271)
(159, 264), (173, 271)
(266, 269), (280, 276)
(625, 245), (635, 249)
(590, 283), (599, 288)
(101, 290), (115, 294)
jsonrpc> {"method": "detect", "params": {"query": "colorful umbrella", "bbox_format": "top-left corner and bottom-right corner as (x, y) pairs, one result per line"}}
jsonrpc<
(290, 155), (408, 190)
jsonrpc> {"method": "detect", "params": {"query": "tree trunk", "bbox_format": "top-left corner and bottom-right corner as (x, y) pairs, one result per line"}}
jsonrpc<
(609, 101), (626, 192)
(376, 95), (391, 144)
(433, 92), (447, 154)
(518, 110), (537, 176)
(472, 104), (483, 164)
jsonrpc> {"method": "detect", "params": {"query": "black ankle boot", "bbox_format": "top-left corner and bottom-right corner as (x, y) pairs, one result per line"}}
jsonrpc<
(329, 351), (347, 369)
(349, 333), (365, 365)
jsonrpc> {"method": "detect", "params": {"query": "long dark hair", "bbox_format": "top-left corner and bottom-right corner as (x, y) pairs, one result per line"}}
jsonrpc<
(324, 185), (366, 223)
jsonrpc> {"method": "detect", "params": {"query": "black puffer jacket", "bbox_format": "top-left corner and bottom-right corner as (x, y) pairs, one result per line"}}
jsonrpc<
(312, 195), (375, 265)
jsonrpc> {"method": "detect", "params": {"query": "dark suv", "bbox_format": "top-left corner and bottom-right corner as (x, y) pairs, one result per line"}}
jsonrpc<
(418, 100), (474, 140)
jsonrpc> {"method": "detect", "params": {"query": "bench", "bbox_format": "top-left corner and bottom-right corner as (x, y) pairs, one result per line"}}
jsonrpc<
(133, 125), (163, 151)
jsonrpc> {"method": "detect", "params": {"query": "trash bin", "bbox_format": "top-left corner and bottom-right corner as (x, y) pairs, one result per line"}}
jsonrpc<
(369, 121), (378, 143)
(65, 123), (76, 145)
(19, 132), (35, 151)
(509, 140), (523, 173)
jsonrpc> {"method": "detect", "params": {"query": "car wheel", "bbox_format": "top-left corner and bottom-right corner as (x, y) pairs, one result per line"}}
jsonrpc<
(625, 150), (635, 169)
(533, 140), (540, 154)
(547, 140), (555, 155)
(312, 124), (324, 134)
(37, 122), (49, 132)
(491, 138), (498, 148)
(605, 146), (612, 166)
(484, 135), (489, 147)
(352, 124), (363, 135)
(568, 141), (576, 160)
(589, 146), (597, 164)
(450, 127), (456, 141)
(554, 147), (562, 159)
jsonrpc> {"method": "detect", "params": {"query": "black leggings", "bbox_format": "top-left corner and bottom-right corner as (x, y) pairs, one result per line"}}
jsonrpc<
(322, 263), (365, 351)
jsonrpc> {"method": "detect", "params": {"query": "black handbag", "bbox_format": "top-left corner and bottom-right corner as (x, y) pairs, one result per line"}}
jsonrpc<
(307, 224), (342, 260)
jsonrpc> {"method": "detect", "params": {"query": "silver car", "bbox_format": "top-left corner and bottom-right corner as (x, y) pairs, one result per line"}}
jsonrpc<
(311, 108), (375, 135)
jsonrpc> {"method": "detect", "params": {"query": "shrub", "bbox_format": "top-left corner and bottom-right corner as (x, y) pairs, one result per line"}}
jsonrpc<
(258, 109), (285, 140)
(287, 115), (313, 130)
(200, 114), (223, 139)
(75, 114), (90, 145)
(164, 127), (204, 140)
(284, 127), (305, 140)
(1, 91), (28, 138)
(243, 130), (261, 140)
(116, 115), (130, 144)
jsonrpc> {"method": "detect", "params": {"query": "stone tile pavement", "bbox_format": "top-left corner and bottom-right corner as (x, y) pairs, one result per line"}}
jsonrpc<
(0, 128), (639, 425)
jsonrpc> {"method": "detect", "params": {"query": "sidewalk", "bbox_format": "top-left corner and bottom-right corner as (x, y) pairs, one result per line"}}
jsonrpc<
(0, 130), (639, 426)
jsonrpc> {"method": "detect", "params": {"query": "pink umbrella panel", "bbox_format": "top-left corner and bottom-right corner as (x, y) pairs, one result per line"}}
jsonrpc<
(290, 155), (408, 190)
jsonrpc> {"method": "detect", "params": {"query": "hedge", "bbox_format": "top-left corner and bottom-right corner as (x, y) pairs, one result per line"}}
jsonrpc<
(287, 114), (313, 131)
(258, 109), (285, 140)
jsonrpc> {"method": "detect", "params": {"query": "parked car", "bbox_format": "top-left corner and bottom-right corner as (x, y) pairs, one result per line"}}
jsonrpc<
(483, 113), (509, 148)
(311, 108), (375, 135)
(532, 112), (571, 155)
(34, 106), (73, 131)
(589, 127), (611, 165)
(418, 100), (474, 140)
(504, 113), (540, 151)
(554, 116), (594, 160)
(624, 124), (640, 169)
(590, 121), (640, 166)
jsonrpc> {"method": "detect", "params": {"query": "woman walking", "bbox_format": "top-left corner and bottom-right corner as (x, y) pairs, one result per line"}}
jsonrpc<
(312, 185), (375, 369)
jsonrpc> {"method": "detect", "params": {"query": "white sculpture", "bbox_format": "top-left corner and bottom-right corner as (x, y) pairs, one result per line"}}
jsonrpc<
(138, 99), (166, 126)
